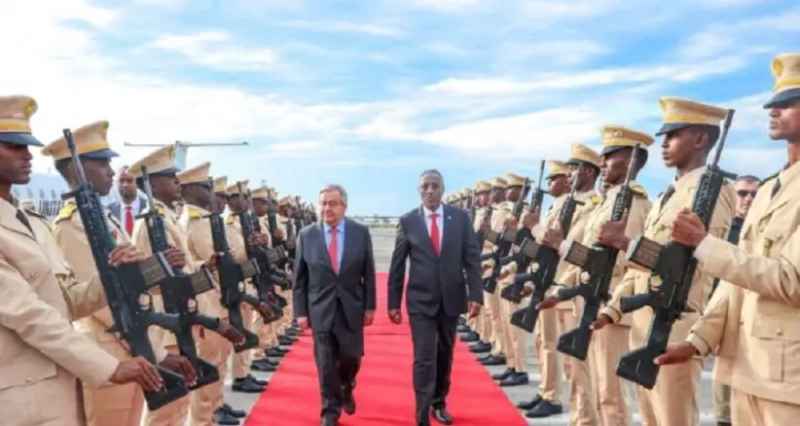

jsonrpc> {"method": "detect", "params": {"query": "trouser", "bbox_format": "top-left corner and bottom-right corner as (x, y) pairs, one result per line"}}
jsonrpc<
(486, 290), (505, 355)
(635, 359), (701, 426)
(498, 288), (526, 371)
(83, 340), (144, 426)
(713, 380), (731, 424)
(191, 326), (232, 426)
(589, 324), (631, 426)
(732, 389), (800, 426)
(409, 313), (459, 424)
(559, 308), (597, 426)
(536, 307), (561, 402)
(232, 303), (255, 379)
(312, 310), (363, 419)
(482, 289), (497, 346)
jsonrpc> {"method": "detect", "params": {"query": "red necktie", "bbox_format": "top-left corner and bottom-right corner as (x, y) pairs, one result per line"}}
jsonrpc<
(328, 225), (339, 274)
(430, 212), (440, 255)
(124, 206), (134, 236)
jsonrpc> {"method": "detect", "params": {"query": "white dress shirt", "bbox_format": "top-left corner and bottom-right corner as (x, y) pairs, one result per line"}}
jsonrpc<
(423, 204), (444, 244)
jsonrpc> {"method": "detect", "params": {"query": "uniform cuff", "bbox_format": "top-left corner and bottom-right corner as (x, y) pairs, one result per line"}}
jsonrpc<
(687, 333), (711, 357)
(558, 238), (572, 257)
(600, 306), (622, 323)
(693, 234), (718, 263)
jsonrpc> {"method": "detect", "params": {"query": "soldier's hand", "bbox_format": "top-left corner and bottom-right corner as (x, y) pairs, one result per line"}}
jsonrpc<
(542, 227), (564, 250)
(110, 356), (163, 392)
(535, 296), (559, 310)
(204, 254), (219, 272)
(108, 243), (145, 267)
(468, 302), (481, 318)
(272, 229), (286, 242)
(505, 216), (518, 230)
(672, 209), (707, 248)
(520, 286), (533, 298)
(164, 246), (186, 269)
(217, 320), (245, 346)
(160, 353), (197, 387)
(522, 209), (539, 229)
(363, 310), (375, 327)
(388, 309), (403, 324)
(655, 342), (698, 365)
(597, 219), (630, 251)
(590, 314), (613, 330)
(479, 220), (491, 235)
(297, 316), (309, 330)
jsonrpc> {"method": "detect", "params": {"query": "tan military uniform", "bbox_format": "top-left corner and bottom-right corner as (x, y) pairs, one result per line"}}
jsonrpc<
(181, 203), (231, 426)
(255, 213), (280, 351)
(539, 189), (601, 425)
(0, 198), (120, 426)
(275, 213), (294, 336)
(496, 203), (530, 374)
(482, 202), (512, 357)
(131, 199), (193, 426)
(531, 193), (567, 403)
(225, 212), (258, 381)
(470, 206), (490, 338)
(53, 200), (146, 426)
(579, 182), (651, 426)
(602, 167), (735, 426)
(687, 161), (800, 425)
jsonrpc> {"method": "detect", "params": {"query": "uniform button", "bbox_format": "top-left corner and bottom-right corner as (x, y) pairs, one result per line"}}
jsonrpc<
(777, 329), (784, 336)
(25, 377), (33, 383)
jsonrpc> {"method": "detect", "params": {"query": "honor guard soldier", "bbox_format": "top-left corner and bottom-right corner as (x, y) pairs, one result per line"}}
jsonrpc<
(461, 180), (492, 344)
(595, 98), (736, 426)
(179, 172), (246, 425)
(0, 96), (161, 426)
(658, 53), (800, 425)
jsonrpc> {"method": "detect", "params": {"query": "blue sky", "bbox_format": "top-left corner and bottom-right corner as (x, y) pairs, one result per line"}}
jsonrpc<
(6, 0), (799, 214)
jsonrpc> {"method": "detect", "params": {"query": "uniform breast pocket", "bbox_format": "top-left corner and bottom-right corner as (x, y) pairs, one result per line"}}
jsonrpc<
(758, 213), (796, 258)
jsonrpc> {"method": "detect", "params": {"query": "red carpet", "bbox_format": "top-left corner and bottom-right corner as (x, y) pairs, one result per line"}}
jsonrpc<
(245, 273), (526, 426)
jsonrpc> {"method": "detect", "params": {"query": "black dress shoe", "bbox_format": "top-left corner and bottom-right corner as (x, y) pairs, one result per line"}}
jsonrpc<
(456, 324), (470, 333)
(254, 356), (279, 367)
(222, 403), (247, 418)
(278, 336), (295, 345)
(251, 359), (276, 372)
(431, 406), (453, 425)
(525, 399), (563, 418)
(469, 341), (491, 353)
(492, 368), (514, 381)
(499, 372), (529, 387)
(232, 376), (266, 393)
(460, 331), (480, 342)
(214, 408), (240, 425)
(266, 347), (286, 357)
(247, 374), (268, 386)
(479, 354), (506, 366)
(321, 415), (339, 426)
(458, 316), (466, 326)
(516, 393), (542, 410)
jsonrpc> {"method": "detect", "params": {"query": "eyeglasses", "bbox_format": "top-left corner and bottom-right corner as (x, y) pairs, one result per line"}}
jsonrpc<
(736, 190), (757, 198)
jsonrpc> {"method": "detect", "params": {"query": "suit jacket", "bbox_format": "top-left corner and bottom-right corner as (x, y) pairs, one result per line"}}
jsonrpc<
(293, 218), (376, 332)
(0, 197), (118, 425)
(108, 195), (147, 222)
(387, 204), (483, 318)
(688, 161), (800, 405)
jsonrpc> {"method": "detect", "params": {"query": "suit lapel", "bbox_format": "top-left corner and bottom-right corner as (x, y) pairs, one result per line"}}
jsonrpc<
(440, 205), (452, 257)
(339, 219), (352, 272)
(317, 223), (334, 273)
(417, 206), (437, 257)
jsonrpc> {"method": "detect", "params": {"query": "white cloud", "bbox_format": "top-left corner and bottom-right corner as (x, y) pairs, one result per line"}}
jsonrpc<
(410, 0), (481, 12)
(425, 57), (749, 96)
(282, 20), (406, 38)
(509, 40), (611, 65)
(151, 31), (279, 72)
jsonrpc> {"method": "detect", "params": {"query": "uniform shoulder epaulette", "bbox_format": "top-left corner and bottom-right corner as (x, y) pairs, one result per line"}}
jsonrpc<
(590, 194), (602, 205)
(630, 182), (648, 198)
(186, 205), (203, 220)
(225, 214), (235, 225)
(55, 200), (77, 223)
(759, 172), (779, 188)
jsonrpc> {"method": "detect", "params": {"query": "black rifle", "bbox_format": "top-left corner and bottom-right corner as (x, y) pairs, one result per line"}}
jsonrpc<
(617, 110), (735, 389)
(236, 184), (287, 323)
(501, 160), (547, 303)
(465, 190), (476, 223)
(510, 166), (583, 333)
(207, 179), (260, 352)
(482, 178), (532, 293)
(61, 129), (187, 410)
(555, 146), (641, 360)
(139, 167), (225, 389)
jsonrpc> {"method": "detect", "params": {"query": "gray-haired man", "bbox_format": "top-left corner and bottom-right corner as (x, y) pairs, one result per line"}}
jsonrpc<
(293, 184), (376, 426)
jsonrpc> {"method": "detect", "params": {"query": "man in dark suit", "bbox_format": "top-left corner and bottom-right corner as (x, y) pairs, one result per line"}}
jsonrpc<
(294, 184), (376, 426)
(108, 165), (147, 236)
(388, 169), (483, 426)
